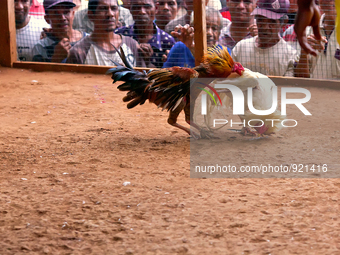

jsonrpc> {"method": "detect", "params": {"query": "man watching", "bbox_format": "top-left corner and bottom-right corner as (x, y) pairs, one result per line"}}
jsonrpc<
(219, 0), (257, 49)
(72, 5), (134, 33)
(165, 0), (231, 35)
(115, 0), (175, 67)
(155, 0), (178, 30)
(165, 0), (193, 34)
(231, 0), (298, 76)
(32, 0), (86, 62)
(15, 0), (50, 61)
(164, 7), (231, 67)
(67, 0), (146, 67)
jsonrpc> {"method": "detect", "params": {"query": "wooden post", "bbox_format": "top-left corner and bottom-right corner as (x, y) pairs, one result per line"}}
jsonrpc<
(193, 0), (206, 66)
(0, 0), (17, 67)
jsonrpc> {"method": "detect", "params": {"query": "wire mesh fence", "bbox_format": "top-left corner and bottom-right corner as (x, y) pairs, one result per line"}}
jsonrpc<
(14, 0), (340, 79)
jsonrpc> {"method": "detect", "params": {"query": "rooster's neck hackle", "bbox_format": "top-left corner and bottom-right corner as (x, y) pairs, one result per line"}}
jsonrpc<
(198, 45), (235, 78)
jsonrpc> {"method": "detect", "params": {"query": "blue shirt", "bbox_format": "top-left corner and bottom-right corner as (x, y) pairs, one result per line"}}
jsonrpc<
(115, 22), (176, 68)
(163, 42), (195, 68)
(163, 42), (231, 68)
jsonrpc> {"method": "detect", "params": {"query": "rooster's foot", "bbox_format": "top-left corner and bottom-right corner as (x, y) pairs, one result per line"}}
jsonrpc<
(249, 134), (268, 140)
(190, 130), (201, 139)
(241, 127), (257, 136)
(200, 128), (219, 139)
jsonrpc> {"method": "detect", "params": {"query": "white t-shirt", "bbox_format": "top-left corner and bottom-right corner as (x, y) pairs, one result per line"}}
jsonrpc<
(67, 35), (146, 67)
(310, 30), (340, 80)
(84, 43), (137, 67)
(231, 36), (298, 77)
(16, 16), (50, 61)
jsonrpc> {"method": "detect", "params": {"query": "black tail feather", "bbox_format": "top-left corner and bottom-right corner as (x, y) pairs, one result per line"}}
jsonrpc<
(111, 44), (134, 70)
(127, 96), (144, 109)
(106, 46), (151, 109)
(123, 91), (137, 102)
(108, 59), (121, 67)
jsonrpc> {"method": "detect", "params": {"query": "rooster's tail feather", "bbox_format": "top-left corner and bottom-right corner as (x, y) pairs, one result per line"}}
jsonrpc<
(106, 47), (151, 109)
(126, 96), (148, 109)
(110, 44), (134, 70)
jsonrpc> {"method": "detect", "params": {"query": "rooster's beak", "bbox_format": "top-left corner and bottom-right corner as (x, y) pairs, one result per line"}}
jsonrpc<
(236, 69), (244, 76)
(232, 63), (244, 76)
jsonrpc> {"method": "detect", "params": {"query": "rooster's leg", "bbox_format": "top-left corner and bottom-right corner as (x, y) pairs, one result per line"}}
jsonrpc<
(241, 127), (257, 136)
(238, 116), (257, 136)
(168, 115), (191, 135)
(238, 115), (258, 136)
(167, 102), (196, 137)
(184, 103), (217, 139)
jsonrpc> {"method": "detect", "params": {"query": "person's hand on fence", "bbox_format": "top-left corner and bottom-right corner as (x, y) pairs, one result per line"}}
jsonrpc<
(51, 38), (71, 63)
(294, 0), (322, 57)
(307, 34), (327, 52)
(248, 23), (258, 37)
(162, 50), (170, 63)
(171, 24), (195, 52)
(138, 43), (154, 64)
(40, 28), (52, 40)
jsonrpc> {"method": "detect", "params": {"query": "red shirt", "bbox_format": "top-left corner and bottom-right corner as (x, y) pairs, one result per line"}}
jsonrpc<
(29, 0), (45, 17)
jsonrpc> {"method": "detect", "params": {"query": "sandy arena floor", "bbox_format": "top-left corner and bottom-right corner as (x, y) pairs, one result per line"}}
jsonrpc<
(0, 67), (340, 254)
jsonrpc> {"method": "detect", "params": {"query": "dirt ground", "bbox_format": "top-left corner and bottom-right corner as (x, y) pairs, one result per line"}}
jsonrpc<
(0, 67), (340, 255)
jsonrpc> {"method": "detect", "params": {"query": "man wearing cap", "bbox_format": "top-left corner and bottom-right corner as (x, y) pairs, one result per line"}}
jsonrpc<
(67, 0), (146, 67)
(15, 0), (50, 61)
(231, 0), (298, 76)
(32, 0), (86, 62)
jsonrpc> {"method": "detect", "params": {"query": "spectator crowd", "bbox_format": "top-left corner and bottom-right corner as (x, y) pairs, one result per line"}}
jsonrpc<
(15, 0), (340, 79)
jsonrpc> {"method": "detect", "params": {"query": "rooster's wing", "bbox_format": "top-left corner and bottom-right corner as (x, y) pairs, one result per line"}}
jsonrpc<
(146, 67), (199, 111)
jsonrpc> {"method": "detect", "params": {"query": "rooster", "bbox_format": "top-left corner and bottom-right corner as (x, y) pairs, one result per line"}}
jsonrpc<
(107, 45), (244, 138)
(208, 68), (285, 136)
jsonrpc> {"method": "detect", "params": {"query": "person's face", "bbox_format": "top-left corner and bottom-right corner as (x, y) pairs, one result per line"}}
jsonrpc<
(156, 0), (178, 23)
(15, 0), (31, 25)
(130, 0), (155, 26)
(90, 0), (119, 32)
(256, 15), (281, 41)
(206, 15), (221, 47)
(227, 0), (255, 24)
(45, 5), (75, 35)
